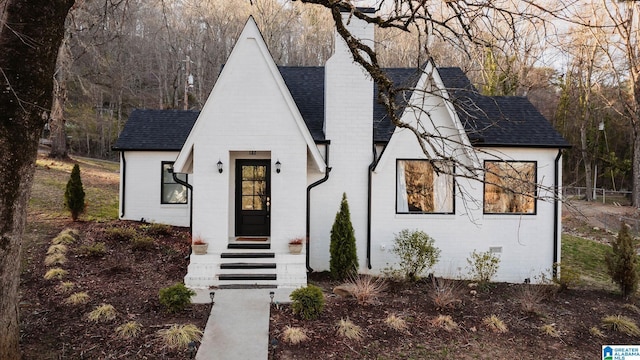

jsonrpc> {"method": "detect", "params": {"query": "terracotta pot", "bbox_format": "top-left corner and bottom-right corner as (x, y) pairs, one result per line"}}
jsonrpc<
(192, 243), (208, 255)
(289, 243), (303, 254)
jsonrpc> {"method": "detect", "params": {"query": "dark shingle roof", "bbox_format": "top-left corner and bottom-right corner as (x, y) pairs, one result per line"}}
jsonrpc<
(279, 66), (325, 141)
(436, 67), (570, 148)
(112, 109), (199, 151)
(114, 67), (568, 151)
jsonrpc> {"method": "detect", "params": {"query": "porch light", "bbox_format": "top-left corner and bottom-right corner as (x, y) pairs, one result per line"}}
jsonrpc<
(217, 160), (223, 173)
(275, 160), (281, 174)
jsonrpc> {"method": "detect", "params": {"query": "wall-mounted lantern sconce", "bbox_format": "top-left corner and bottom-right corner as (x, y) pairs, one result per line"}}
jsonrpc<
(275, 160), (281, 174)
(217, 160), (223, 173)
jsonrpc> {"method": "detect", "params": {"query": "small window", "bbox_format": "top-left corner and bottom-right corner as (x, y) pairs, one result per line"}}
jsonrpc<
(161, 162), (188, 204)
(396, 159), (454, 214)
(484, 161), (536, 214)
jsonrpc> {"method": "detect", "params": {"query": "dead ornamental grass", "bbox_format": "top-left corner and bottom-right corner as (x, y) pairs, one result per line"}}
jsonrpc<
(44, 253), (67, 266)
(65, 292), (90, 305)
(482, 315), (508, 333)
(539, 323), (560, 338)
(282, 326), (309, 344)
(430, 277), (463, 311)
(384, 314), (409, 333)
(430, 315), (459, 332)
(157, 324), (203, 349)
(87, 304), (117, 322)
(47, 244), (68, 255)
(337, 318), (363, 341)
(115, 321), (143, 339)
(44, 268), (68, 280)
(348, 275), (387, 305)
(602, 315), (640, 337)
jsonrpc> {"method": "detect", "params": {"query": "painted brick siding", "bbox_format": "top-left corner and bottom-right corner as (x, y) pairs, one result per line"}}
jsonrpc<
(120, 151), (190, 227)
(308, 14), (374, 271)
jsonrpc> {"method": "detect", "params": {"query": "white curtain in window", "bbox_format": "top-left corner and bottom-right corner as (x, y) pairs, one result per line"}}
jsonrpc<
(433, 171), (453, 212)
(397, 161), (409, 212)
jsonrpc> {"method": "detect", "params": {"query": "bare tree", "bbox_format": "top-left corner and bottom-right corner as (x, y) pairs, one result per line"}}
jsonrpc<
(0, 1), (75, 358)
(590, 0), (640, 206)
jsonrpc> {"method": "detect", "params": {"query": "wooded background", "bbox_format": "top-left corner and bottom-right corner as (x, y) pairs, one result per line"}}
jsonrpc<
(50, 0), (638, 196)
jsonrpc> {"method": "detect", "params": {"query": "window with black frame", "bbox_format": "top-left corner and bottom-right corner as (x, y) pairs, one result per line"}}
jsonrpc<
(484, 161), (536, 214)
(396, 159), (454, 214)
(161, 162), (188, 204)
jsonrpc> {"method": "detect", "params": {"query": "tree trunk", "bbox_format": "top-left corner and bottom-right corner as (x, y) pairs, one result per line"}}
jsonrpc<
(580, 123), (594, 201)
(0, 1), (74, 359)
(633, 128), (640, 207)
(48, 31), (71, 159)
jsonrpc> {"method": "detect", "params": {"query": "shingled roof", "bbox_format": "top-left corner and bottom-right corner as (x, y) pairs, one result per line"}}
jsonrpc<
(114, 67), (568, 151)
(112, 109), (199, 151)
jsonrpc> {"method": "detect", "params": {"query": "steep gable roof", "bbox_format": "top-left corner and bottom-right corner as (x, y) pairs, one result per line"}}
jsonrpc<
(114, 67), (568, 152)
(436, 67), (570, 148)
(279, 65), (568, 148)
(112, 109), (199, 151)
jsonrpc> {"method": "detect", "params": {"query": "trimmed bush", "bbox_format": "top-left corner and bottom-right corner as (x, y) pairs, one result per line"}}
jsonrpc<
(466, 250), (500, 285)
(329, 193), (358, 280)
(605, 222), (638, 298)
(290, 284), (325, 320)
(158, 283), (195, 313)
(64, 164), (85, 221)
(391, 229), (440, 281)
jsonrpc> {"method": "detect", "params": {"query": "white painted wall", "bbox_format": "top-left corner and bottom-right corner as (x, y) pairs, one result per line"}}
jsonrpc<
(308, 12), (375, 272)
(370, 140), (560, 283)
(119, 151), (190, 227)
(184, 19), (313, 255)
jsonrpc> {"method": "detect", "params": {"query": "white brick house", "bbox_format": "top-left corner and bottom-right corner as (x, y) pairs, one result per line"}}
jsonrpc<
(113, 10), (569, 289)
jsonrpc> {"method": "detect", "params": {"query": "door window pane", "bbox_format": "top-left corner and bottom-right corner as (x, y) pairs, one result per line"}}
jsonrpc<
(241, 165), (267, 210)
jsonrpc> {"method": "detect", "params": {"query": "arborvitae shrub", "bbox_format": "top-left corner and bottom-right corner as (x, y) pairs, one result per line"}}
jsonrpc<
(605, 222), (638, 298)
(329, 193), (358, 280)
(290, 285), (325, 320)
(158, 283), (195, 313)
(64, 164), (85, 221)
(392, 229), (440, 282)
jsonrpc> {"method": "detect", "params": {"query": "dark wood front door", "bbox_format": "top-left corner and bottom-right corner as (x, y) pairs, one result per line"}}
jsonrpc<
(235, 159), (270, 236)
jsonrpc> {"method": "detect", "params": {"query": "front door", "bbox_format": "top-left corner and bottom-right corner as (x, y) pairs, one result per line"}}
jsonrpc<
(235, 159), (271, 236)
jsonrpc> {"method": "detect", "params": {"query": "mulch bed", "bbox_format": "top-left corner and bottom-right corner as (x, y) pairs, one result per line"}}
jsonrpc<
(20, 220), (210, 359)
(269, 272), (640, 359)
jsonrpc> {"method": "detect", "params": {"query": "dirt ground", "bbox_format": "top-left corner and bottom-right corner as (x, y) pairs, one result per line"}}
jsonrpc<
(19, 220), (210, 359)
(268, 200), (640, 360)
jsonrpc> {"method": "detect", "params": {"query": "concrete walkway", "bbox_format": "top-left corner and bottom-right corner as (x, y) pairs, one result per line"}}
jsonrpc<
(192, 288), (293, 360)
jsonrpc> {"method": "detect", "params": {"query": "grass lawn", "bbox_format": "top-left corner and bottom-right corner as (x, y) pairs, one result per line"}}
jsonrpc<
(30, 154), (119, 221)
(562, 234), (615, 290)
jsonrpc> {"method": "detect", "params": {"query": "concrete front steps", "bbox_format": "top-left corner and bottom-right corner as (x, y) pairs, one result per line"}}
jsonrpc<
(184, 242), (306, 289)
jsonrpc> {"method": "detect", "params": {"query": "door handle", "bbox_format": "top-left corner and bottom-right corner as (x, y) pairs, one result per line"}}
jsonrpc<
(266, 196), (270, 217)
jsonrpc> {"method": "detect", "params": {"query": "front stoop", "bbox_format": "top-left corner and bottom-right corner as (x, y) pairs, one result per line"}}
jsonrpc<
(184, 246), (306, 289)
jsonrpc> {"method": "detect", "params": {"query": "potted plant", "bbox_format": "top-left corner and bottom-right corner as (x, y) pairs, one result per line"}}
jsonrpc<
(192, 236), (208, 255)
(288, 237), (303, 254)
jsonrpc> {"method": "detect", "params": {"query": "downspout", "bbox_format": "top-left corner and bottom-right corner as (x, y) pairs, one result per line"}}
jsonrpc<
(170, 168), (193, 235)
(553, 149), (562, 278)
(306, 142), (331, 273)
(120, 152), (126, 218)
(366, 143), (379, 270)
